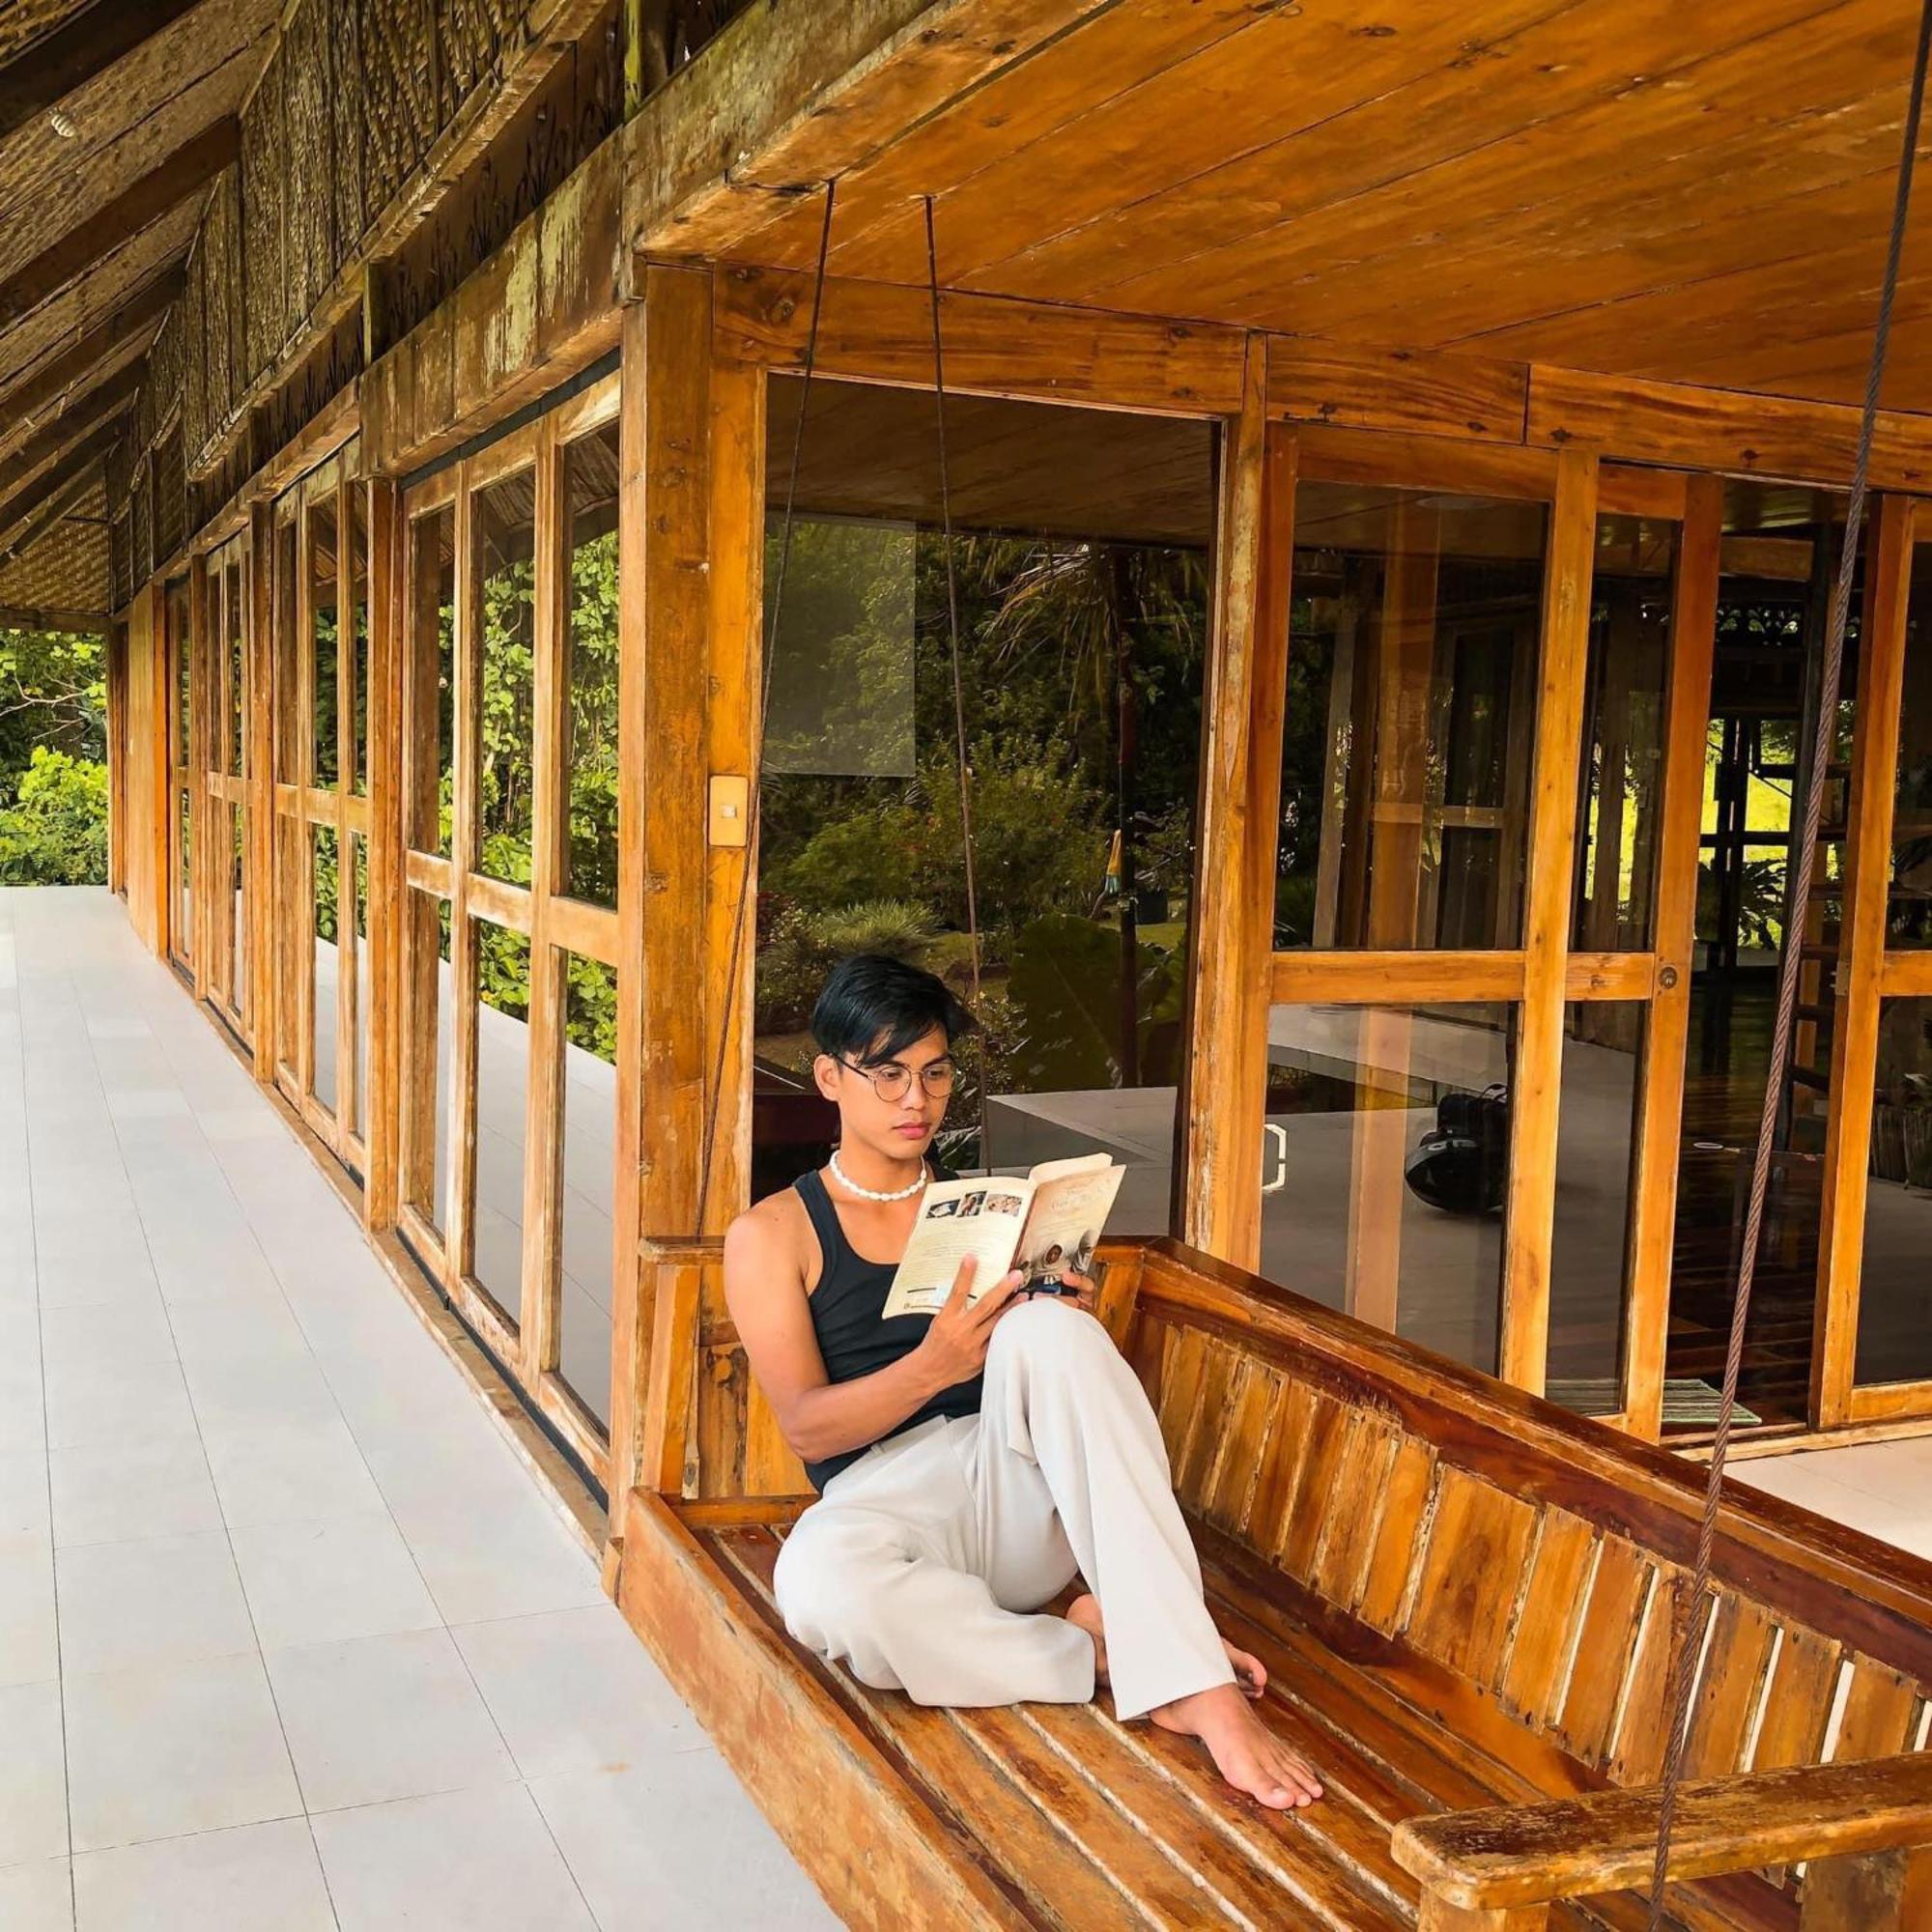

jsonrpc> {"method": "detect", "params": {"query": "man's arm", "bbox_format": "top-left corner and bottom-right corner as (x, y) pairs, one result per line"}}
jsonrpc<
(724, 1209), (1019, 1466)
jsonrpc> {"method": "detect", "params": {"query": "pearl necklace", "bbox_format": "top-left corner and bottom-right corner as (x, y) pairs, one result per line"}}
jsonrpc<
(828, 1148), (928, 1203)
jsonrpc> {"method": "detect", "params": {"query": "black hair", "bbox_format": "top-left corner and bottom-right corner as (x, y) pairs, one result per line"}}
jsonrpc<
(810, 953), (976, 1066)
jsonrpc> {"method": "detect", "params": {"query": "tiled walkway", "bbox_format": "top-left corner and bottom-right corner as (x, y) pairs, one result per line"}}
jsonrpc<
(0, 888), (836, 1931)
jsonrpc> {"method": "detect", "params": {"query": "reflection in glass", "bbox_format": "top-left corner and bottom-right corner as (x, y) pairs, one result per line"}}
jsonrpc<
(409, 506), (457, 856)
(230, 802), (246, 1026)
(471, 919), (530, 1327)
(1892, 559), (1932, 947)
(1546, 1003), (1646, 1402)
(1855, 999), (1932, 1384)
(310, 498), (339, 789)
(1276, 485), (1547, 951)
(349, 490), (369, 796)
(753, 379), (1211, 1219)
(563, 427), (620, 908)
(177, 788), (192, 952)
(227, 562), (245, 778)
(1259, 1002), (1515, 1375)
(404, 888), (454, 1235)
(558, 955), (616, 1429)
(1576, 518), (1673, 951)
(313, 825), (339, 1115)
(353, 835), (370, 1141)
(473, 471), (538, 885)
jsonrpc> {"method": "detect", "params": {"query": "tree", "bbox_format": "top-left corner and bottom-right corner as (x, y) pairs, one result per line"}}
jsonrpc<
(0, 627), (108, 886)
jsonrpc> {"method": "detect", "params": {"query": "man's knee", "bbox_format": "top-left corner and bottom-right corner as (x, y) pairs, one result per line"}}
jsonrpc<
(772, 1510), (894, 1641)
(990, 1294), (1111, 1372)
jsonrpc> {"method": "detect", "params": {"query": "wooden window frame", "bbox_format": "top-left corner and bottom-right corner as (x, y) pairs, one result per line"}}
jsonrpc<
(397, 372), (621, 1489)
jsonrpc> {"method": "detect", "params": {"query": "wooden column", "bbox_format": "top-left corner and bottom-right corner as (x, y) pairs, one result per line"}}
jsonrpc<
(105, 617), (126, 895)
(446, 472), (480, 1276)
(1499, 446), (1599, 1394)
(247, 502), (276, 1080)
(1620, 474), (1723, 1440)
(1180, 337), (1290, 1270)
(364, 477), (405, 1228)
(1813, 494), (1918, 1428)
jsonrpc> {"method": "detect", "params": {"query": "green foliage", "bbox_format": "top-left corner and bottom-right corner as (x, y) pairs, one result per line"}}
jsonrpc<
(478, 923), (532, 1023)
(1004, 913), (1185, 1091)
(807, 898), (937, 959)
(0, 746), (108, 885)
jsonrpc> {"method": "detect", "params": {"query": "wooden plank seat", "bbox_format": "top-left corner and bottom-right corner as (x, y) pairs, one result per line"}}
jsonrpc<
(613, 1237), (1932, 1930)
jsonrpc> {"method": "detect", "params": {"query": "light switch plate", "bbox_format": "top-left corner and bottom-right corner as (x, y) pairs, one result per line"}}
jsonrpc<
(708, 774), (750, 847)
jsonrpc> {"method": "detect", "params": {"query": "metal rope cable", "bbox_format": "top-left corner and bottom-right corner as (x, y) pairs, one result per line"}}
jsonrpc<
(923, 194), (993, 1175)
(693, 179), (836, 1236)
(1645, 8), (1932, 1920)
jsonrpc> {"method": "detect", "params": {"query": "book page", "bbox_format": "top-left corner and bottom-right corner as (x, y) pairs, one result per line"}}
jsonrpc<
(880, 1178), (1034, 1319)
(1014, 1162), (1125, 1287)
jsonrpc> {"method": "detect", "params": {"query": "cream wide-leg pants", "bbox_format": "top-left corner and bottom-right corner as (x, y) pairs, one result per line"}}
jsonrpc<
(772, 1296), (1235, 1721)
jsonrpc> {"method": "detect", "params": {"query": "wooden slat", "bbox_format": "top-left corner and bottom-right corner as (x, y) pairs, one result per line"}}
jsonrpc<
(1621, 474), (1723, 1440)
(1499, 1514), (1598, 1730)
(1500, 447), (1599, 1394)
(547, 893), (619, 965)
(1556, 1538), (1653, 1763)
(1407, 1466), (1538, 1687)
(1606, 1568), (1691, 1788)
(1275, 1385), (1350, 1584)
(1750, 1627), (1843, 1775)
(1181, 360), (1285, 1270)
(1311, 1412), (1402, 1614)
(1294, 425), (1557, 500)
(404, 848), (453, 896)
(1358, 1435), (1438, 1635)
(464, 870), (531, 933)
(1812, 497), (1918, 1429)
(1683, 1597), (1779, 1781)
(1271, 950), (1526, 1005)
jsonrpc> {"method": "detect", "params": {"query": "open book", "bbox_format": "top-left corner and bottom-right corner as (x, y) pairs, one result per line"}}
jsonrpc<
(880, 1153), (1126, 1320)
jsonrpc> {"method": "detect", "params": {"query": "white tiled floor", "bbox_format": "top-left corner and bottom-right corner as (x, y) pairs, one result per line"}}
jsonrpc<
(0, 888), (838, 1932)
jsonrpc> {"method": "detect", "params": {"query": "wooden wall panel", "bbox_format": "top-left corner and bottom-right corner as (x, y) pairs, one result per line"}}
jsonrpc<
(121, 585), (168, 954)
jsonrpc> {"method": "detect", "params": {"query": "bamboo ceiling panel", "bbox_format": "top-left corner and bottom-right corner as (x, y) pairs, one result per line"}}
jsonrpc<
(720, 0), (1932, 413)
(0, 473), (108, 614)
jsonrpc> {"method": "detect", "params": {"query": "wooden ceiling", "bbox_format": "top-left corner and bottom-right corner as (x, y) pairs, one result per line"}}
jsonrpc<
(717, 0), (1932, 416)
(0, 0), (275, 611)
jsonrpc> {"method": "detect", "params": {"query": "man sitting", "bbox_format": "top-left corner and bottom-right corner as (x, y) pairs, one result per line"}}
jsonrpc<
(723, 953), (1322, 1809)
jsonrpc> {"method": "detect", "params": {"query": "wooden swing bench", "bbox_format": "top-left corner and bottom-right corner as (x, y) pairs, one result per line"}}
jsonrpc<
(611, 1237), (1932, 1930)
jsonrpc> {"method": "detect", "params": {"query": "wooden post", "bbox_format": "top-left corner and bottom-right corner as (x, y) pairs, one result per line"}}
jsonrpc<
(364, 476), (404, 1228)
(1799, 1842), (1932, 1928)
(522, 419), (569, 1381)
(334, 474), (355, 1142)
(1813, 495), (1917, 1428)
(1499, 446), (1599, 1394)
(1180, 337), (1289, 1270)
(248, 502), (275, 1082)
(1620, 474), (1722, 1440)
(187, 553), (212, 1002)
(447, 470), (480, 1277)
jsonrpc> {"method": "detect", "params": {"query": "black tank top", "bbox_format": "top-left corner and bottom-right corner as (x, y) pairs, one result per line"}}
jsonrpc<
(794, 1164), (982, 1492)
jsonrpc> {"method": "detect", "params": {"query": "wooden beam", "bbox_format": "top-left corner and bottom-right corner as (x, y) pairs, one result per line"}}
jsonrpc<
(1267, 338), (1529, 444)
(0, 364), (140, 518)
(0, 270), (177, 440)
(1620, 475), (1723, 1443)
(0, 118), (237, 332)
(709, 264), (1245, 418)
(1813, 496), (1918, 1430)
(1499, 446), (1599, 1395)
(1180, 339), (1283, 1270)
(0, 0), (207, 144)
(624, 0), (1109, 259)
(0, 602), (107, 633)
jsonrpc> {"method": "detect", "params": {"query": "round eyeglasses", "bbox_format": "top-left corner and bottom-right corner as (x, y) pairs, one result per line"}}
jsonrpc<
(838, 1056), (957, 1103)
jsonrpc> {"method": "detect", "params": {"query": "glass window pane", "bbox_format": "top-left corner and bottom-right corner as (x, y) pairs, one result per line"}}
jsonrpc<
(563, 426), (620, 909)
(1276, 484), (1547, 950)
(1893, 558), (1932, 947)
(471, 918), (530, 1326)
(228, 562), (246, 779)
(231, 801), (247, 1027)
(1546, 1002), (1646, 1409)
(409, 505), (456, 856)
(558, 953), (616, 1430)
(177, 788), (192, 952)
(310, 498), (339, 790)
(313, 825), (339, 1115)
(1260, 1000), (1514, 1375)
(1855, 998), (1932, 1385)
(353, 835), (370, 1142)
(274, 523), (300, 789)
(474, 471), (538, 886)
(752, 379), (1212, 1221)
(349, 491), (370, 796)
(170, 582), (190, 769)
(1575, 516), (1673, 951)
(404, 888), (453, 1235)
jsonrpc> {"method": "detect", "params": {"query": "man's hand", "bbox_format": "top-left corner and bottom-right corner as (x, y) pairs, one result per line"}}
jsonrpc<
(915, 1256), (1022, 1390)
(1030, 1268), (1099, 1316)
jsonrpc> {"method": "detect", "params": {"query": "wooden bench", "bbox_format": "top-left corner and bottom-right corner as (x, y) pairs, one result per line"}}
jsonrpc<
(611, 1236), (1932, 1929)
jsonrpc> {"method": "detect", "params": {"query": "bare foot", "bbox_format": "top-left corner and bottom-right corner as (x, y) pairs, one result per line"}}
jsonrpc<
(1151, 1685), (1323, 1810)
(1064, 1594), (1266, 1700)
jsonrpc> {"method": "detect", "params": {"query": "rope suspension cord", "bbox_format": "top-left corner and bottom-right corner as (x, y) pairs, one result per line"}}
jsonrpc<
(1644, 8), (1932, 1921)
(923, 194), (994, 1176)
(692, 178), (837, 1236)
